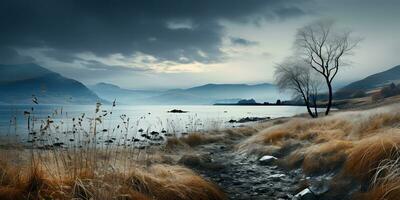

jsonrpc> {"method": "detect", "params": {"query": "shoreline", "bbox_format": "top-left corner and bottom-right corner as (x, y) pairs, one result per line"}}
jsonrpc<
(213, 103), (329, 108)
(0, 101), (399, 199)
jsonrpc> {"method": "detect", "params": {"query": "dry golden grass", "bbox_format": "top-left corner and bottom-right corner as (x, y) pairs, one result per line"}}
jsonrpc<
(223, 126), (261, 137)
(237, 103), (400, 199)
(355, 152), (400, 200)
(355, 113), (400, 137)
(282, 140), (354, 175)
(261, 129), (293, 144)
(0, 161), (57, 200)
(0, 101), (229, 200)
(164, 136), (189, 150)
(126, 164), (225, 200)
(179, 133), (223, 147)
(304, 140), (353, 173)
(0, 154), (226, 200)
(166, 124), (263, 150)
(239, 103), (400, 155)
(344, 133), (400, 182)
(354, 180), (400, 200)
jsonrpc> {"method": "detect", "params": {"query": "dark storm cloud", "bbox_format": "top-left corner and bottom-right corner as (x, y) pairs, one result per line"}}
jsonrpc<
(0, 47), (34, 64)
(230, 37), (259, 46)
(0, 0), (311, 65)
(83, 60), (150, 72)
(274, 7), (308, 19)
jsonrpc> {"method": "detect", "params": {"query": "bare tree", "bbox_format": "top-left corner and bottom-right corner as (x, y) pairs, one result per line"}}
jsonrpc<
(295, 19), (360, 115)
(275, 59), (322, 118)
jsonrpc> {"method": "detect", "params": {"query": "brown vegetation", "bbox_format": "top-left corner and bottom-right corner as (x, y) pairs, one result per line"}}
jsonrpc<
(179, 133), (222, 147)
(0, 101), (226, 200)
(166, 125), (266, 150)
(291, 140), (353, 174)
(344, 133), (400, 182)
(238, 103), (400, 199)
(355, 181), (400, 200)
(0, 151), (225, 200)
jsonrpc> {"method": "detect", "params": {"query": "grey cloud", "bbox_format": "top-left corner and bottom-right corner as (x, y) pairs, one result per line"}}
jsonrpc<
(274, 7), (308, 19)
(83, 60), (151, 72)
(230, 37), (259, 46)
(0, 0), (312, 66)
(0, 47), (34, 64)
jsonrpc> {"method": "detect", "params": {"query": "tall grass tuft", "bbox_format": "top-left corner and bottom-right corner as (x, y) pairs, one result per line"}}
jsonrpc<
(344, 133), (400, 182)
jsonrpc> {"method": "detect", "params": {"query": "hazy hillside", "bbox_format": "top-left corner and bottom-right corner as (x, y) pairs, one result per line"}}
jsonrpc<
(150, 83), (282, 105)
(0, 63), (53, 82)
(184, 83), (276, 99)
(0, 63), (102, 104)
(92, 82), (287, 105)
(336, 65), (400, 98)
(0, 63), (285, 105)
(90, 82), (161, 104)
(142, 91), (213, 105)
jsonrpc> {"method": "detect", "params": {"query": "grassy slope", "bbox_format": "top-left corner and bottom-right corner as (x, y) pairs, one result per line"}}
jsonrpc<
(333, 93), (400, 110)
(237, 102), (400, 199)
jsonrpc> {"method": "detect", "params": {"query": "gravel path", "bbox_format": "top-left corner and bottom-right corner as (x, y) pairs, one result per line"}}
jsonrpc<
(183, 142), (303, 200)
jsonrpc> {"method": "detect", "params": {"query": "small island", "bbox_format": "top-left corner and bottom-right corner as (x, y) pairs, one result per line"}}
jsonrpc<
(214, 98), (296, 106)
(168, 109), (188, 113)
(228, 116), (270, 123)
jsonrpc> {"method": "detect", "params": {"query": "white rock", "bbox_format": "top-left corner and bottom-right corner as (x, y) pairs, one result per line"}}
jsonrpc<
(294, 188), (317, 200)
(295, 188), (312, 197)
(268, 174), (286, 178)
(258, 155), (278, 165)
(259, 155), (277, 161)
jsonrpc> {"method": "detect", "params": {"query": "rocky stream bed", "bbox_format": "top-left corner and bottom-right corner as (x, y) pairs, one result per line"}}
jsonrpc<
(179, 140), (307, 200)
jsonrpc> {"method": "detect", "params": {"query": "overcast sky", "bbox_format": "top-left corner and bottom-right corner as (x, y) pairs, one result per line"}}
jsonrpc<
(0, 0), (399, 89)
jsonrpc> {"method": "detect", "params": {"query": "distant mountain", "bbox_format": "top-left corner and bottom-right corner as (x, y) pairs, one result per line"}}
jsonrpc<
(0, 63), (102, 104)
(142, 91), (212, 105)
(336, 65), (400, 98)
(0, 63), (53, 82)
(92, 82), (287, 105)
(89, 82), (162, 104)
(182, 83), (277, 100)
(157, 83), (281, 104)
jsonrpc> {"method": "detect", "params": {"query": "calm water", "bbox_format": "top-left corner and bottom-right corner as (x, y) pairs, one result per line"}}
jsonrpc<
(0, 104), (305, 143)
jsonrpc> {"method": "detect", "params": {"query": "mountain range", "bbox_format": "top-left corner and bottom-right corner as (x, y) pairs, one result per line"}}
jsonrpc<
(1, 63), (400, 105)
(0, 63), (285, 105)
(90, 82), (284, 105)
(336, 65), (400, 98)
(0, 63), (101, 104)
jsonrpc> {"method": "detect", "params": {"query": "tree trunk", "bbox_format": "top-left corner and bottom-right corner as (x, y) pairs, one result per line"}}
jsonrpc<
(306, 103), (316, 118)
(325, 80), (333, 115)
(313, 97), (318, 117)
(302, 96), (316, 118)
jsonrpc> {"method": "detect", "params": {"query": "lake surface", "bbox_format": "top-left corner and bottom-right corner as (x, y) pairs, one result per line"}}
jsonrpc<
(0, 104), (305, 144)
